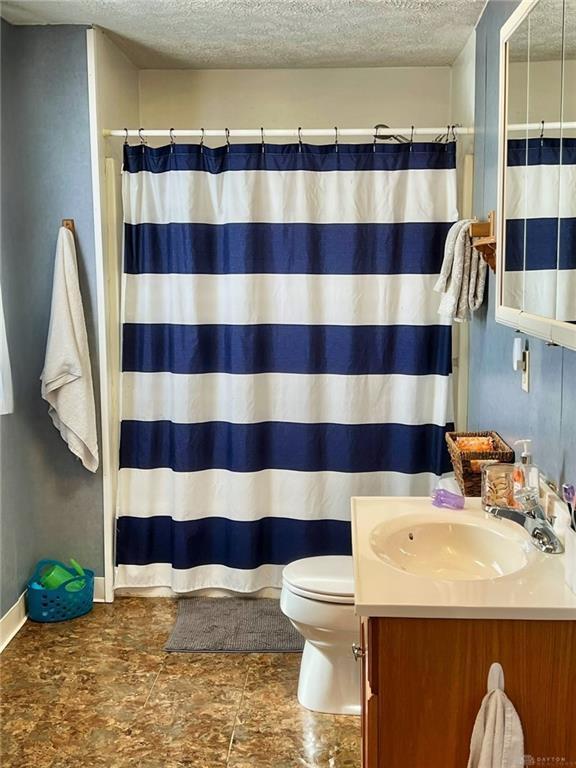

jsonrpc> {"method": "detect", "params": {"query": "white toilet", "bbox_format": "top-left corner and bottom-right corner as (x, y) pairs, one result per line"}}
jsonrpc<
(280, 555), (361, 715)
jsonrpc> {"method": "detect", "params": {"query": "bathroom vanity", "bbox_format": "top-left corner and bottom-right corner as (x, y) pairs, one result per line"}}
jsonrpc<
(351, 497), (576, 768)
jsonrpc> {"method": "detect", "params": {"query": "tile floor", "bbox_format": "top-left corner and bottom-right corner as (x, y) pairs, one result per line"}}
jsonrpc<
(0, 598), (361, 768)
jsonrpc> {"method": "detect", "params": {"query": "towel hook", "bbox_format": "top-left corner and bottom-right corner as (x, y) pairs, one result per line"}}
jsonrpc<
(334, 126), (339, 153)
(199, 127), (205, 153)
(487, 662), (505, 692)
(261, 126), (265, 154)
(225, 127), (230, 152)
(298, 126), (303, 153)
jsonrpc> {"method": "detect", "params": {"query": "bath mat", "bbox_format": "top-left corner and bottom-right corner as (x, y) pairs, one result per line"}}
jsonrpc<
(164, 597), (304, 653)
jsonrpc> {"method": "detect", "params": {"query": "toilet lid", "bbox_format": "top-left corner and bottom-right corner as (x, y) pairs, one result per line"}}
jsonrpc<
(282, 556), (355, 604)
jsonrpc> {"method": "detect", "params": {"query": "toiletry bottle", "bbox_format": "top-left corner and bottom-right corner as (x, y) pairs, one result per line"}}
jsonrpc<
(513, 439), (539, 497)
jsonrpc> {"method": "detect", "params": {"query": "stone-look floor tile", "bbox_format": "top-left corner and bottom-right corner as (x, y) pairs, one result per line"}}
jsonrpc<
(120, 716), (232, 765)
(230, 654), (361, 768)
(0, 598), (361, 768)
(228, 717), (360, 768)
(162, 651), (251, 690)
(0, 646), (165, 687)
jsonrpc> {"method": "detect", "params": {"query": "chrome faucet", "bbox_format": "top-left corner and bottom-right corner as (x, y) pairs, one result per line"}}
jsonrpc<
(487, 489), (564, 554)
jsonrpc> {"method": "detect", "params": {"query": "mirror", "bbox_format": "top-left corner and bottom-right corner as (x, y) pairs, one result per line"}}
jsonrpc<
(498, 0), (576, 348)
(558, 0), (576, 322)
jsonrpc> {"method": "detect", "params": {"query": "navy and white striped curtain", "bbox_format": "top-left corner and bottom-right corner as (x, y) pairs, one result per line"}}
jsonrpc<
(505, 137), (576, 321)
(116, 141), (457, 592)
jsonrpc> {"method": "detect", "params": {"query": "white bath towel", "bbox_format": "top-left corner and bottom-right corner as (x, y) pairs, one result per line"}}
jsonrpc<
(467, 663), (524, 768)
(434, 219), (487, 322)
(41, 227), (99, 472)
(0, 281), (14, 415)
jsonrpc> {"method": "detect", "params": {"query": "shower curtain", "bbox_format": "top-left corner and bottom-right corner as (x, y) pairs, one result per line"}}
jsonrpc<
(115, 140), (457, 592)
(505, 137), (576, 322)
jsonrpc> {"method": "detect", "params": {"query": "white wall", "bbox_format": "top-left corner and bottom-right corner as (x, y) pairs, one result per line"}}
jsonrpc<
(450, 30), (476, 433)
(138, 67), (452, 143)
(450, 32), (476, 201)
(87, 27), (140, 600)
(509, 59), (576, 130)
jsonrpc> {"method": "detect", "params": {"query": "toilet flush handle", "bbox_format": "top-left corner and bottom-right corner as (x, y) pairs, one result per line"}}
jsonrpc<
(352, 643), (365, 661)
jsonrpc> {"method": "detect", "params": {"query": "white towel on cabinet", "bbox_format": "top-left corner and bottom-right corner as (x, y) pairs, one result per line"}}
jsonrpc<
(41, 227), (99, 472)
(467, 662), (524, 768)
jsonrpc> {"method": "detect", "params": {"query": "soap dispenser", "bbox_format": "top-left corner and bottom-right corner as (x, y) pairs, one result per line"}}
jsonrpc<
(513, 439), (539, 494)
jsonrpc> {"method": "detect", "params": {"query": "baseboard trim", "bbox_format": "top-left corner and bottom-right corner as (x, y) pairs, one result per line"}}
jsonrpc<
(93, 576), (106, 602)
(0, 592), (27, 653)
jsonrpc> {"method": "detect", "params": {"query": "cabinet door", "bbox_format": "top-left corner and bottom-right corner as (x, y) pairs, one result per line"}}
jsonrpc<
(373, 617), (576, 768)
(361, 618), (379, 768)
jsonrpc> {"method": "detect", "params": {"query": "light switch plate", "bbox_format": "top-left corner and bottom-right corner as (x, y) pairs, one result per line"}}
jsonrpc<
(521, 350), (530, 392)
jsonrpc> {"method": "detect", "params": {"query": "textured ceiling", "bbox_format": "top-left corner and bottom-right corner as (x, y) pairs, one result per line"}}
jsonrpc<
(509, 0), (576, 61)
(1, 0), (487, 69)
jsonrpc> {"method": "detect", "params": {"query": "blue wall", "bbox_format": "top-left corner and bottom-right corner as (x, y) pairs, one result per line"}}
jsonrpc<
(0, 22), (104, 617)
(470, 1), (576, 486)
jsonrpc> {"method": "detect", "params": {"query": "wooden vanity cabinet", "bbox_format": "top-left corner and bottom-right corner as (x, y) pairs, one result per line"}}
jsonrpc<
(360, 616), (576, 768)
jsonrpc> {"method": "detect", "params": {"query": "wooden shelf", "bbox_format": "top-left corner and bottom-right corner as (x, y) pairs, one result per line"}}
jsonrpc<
(470, 211), (496, 272)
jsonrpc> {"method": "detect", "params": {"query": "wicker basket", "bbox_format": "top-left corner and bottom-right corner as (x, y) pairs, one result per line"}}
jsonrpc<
(445, 431), (515, 497)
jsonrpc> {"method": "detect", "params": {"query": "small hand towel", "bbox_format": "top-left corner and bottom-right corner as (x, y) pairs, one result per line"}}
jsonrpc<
(434, 219), (487, 322)
(0, 281), (14, 415)
(467, 662), (524, 768)
(41, 227), (99, 472)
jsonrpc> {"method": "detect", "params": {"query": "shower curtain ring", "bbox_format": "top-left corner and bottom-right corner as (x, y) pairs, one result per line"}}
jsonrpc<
(169, 128), (175, 152)
(225, 127), (230, 152)
(261, 126), (265, 154)
(373, 124), (386, 152)
(200, 128), (205, 153)
(138, 128), (146, 144)
(409, 125), (414, 151)
(298, 126), (303, 152)
(123, 128), (129, 146)
(334, 126), (338, 153)
(540, 120), (545, 146)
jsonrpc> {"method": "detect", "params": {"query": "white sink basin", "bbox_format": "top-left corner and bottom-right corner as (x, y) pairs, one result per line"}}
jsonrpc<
(370, 517), (530, 581)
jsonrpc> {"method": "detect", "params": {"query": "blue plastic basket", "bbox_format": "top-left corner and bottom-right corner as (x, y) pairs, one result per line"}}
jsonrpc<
(27, 559), (94, 623)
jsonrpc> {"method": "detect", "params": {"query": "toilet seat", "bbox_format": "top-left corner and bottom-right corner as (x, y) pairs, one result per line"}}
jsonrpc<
(282, 555), (355, 604)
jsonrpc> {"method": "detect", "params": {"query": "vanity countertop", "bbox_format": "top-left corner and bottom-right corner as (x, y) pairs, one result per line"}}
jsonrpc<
(351, 496), (576, 620)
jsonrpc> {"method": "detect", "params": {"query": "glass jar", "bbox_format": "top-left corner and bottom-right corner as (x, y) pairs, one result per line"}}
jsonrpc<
(481, 463), (515, 510)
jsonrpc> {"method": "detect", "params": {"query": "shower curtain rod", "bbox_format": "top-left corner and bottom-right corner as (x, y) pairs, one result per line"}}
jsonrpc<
(508, 121), (576, 131)
(103, 126), (475, 139)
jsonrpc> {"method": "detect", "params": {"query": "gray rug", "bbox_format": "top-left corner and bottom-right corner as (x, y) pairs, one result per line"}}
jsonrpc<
(165, 597), (304, 653)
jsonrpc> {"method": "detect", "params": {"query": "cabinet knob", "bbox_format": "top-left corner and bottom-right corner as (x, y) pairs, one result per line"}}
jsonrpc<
(352, 643), (365, 661)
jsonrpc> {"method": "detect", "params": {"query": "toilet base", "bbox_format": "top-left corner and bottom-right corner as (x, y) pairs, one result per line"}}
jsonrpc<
(297, 638), (361, 716)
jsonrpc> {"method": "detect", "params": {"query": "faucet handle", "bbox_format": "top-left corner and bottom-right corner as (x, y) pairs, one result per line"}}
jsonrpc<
(514, 488), (540, 509)
(515, 488), (549, 523)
